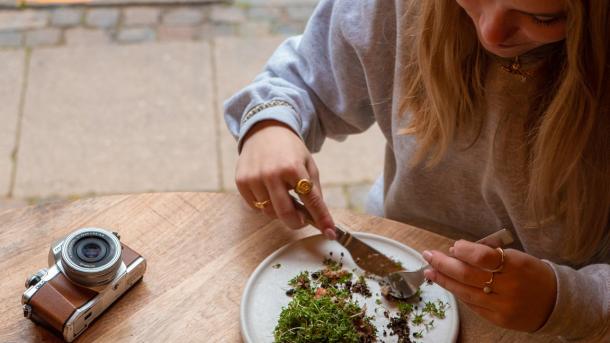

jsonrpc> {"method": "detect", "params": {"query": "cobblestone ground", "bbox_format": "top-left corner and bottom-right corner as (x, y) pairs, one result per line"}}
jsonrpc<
(0, 0), (377, 214)
(0, 1), (317, 48)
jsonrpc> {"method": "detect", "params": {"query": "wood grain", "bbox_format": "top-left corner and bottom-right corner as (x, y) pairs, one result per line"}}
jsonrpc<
(0, 192), (559, 342)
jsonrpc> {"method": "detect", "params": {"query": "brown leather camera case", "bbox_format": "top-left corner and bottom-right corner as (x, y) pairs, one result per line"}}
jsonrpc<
(28, 244), (141, 334)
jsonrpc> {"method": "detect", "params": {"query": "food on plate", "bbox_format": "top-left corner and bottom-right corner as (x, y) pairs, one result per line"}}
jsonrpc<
(274, 254), (449, 343)
(274, 258), (377, 342)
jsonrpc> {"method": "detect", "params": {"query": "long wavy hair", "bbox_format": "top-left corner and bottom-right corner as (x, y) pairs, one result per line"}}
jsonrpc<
(400, 1), (610, 263)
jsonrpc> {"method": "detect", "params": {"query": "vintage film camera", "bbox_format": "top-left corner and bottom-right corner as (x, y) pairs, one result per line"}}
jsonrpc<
(21, 228), (147, 342)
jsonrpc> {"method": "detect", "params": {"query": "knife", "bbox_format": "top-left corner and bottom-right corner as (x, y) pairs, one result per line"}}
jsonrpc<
(291, 196), (403, 277)
(291, 196), (515, 277)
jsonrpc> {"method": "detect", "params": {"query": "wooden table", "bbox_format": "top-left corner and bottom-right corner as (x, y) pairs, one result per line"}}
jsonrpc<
(0, 192), (559, 342)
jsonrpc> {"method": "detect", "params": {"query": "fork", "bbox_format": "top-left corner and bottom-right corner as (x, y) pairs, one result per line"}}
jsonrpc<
(385, 228), (514, 299)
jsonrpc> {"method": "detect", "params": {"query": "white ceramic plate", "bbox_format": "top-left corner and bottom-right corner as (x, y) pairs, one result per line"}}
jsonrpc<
(241, 233), (459, 343)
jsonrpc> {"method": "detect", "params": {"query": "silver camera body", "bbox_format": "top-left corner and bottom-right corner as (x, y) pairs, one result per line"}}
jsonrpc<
(22, 228), (147, 342)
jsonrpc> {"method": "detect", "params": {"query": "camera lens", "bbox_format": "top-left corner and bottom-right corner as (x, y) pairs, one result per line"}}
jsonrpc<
(60, 228), (122, 287)
(75, 237), (108, 263)
(83, 243), (101, 258)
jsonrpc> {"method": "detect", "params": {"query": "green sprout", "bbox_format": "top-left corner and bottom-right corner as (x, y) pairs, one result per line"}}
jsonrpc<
(274, 258), (376, 342)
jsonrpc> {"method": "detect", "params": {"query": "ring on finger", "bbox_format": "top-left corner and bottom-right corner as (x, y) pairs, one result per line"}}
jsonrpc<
(294, 178), (313, 195)
(483, 271), (495, 294)
(484, 247), (505, 273)
(253, 199), (271, 209)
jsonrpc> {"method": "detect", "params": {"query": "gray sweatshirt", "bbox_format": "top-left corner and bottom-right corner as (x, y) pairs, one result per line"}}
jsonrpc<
(224, 0), (609, 340)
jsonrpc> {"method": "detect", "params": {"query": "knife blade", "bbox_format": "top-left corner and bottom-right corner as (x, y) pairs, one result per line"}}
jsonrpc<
(291, 196), (403, 277)
(333, 224), (404, 276)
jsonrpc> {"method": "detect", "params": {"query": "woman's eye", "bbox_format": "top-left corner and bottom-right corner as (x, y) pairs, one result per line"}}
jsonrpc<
(531, 15), (564, 26)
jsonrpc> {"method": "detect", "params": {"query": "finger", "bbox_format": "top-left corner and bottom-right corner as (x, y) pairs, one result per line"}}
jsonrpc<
(305, 158), (322, 195)
(423, 250), (491, 288)
(452, 240), (504, 271)
(423, 268), (497, 311)
(235, 173), (265, 211)
(249, 180), (277, 218)
(300, 159), (335, 238)
(236, 183), (257, 210)
(265, 176), (305, 230)
(463, 301), (499, 321)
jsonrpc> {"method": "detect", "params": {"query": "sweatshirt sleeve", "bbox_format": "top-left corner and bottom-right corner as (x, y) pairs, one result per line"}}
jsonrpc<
(223, 0), (383, 153)
(536, 260), (610, 341)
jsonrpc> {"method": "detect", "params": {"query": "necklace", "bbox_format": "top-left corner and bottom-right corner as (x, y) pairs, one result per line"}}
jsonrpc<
(500, 56), (532, 82)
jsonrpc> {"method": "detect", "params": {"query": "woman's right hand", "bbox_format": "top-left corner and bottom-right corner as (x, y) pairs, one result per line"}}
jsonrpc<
(236, 120), (337, 239)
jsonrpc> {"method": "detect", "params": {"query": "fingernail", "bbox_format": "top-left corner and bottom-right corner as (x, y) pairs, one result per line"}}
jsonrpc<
(324, 228), (336, 240)
(449, 247), (455, 256)
(422, 250), (432, 261)
(424, 269), (435, 281)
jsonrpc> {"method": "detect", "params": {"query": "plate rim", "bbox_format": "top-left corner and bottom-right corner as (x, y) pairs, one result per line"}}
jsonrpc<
(240, 232), (459, 343)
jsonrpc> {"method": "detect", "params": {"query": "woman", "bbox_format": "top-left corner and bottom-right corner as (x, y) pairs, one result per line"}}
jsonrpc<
(224, 0), (609, 340)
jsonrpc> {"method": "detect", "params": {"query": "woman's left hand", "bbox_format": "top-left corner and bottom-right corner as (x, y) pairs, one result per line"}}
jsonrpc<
(422, 240), (557, 332)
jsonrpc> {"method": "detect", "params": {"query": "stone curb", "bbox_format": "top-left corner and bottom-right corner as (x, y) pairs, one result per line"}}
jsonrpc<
(0, 2), (311, 48)
(0, 0), (227, 9)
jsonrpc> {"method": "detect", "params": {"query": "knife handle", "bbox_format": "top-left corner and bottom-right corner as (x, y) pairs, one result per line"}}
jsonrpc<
(475, 228), (514, 248)
(290, 195), (349, 241)
(291, 195), (314, 225)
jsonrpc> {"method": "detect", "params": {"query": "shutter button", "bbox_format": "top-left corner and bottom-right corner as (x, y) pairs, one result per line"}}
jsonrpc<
(25, 269), (47, 288)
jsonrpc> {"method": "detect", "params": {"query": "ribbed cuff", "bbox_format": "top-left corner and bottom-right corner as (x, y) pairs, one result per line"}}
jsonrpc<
(237, 104), (303, 153)
(534, 260), (609, 341)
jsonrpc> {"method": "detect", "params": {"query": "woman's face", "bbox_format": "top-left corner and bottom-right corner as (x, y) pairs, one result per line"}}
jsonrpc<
(456, 0), (567, 57)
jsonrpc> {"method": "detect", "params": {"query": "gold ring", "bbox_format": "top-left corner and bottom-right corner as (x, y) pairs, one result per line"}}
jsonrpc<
(253, 199), (271, 209)
(294, 178), (313, 195)
(485, 247), (505, 273)
(483, 272), (495, 294)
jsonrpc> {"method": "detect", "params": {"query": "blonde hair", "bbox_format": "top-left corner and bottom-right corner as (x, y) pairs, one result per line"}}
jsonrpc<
(400, 1), (610, 263)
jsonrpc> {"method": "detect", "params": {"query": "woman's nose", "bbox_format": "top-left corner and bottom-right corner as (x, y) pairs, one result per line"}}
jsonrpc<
(478, 10), (516, 45)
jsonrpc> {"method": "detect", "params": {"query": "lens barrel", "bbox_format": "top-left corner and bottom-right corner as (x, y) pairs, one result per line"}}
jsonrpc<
(60, 228), (122, 287)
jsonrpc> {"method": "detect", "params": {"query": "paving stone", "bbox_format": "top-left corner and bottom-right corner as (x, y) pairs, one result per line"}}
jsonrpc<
(50, 7), (83, 27)
(0, 31), (22, 47)
(158, 25), (198, 41)
(0, 50), (24, 196)
(238, 0), (318, 6)
(16, 42), (217, 198)
(285, 6), (315, 21)
(87, 0), (219, 4)
(195, 23), (214, 40)
(64, 28), (110, 45)
(25, 28), (61, 47)
(86, 8), (120, 28)
(211, 22), (238, 37)
(322, 185), (348, 209)
(162, 8), (204, 26)
(210, 5), (246, 23)
(346, 183), (372, 213)
(237, 21), (270, 37)
(271, 21), (306, 35)
(123, 7), (161, 26)
(247, 7), (282, 21)
(0, 9), (48, 31)
(215, 36), (288, 190)
(314, 126), (385, 186)
(117, 27), (156, 43)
